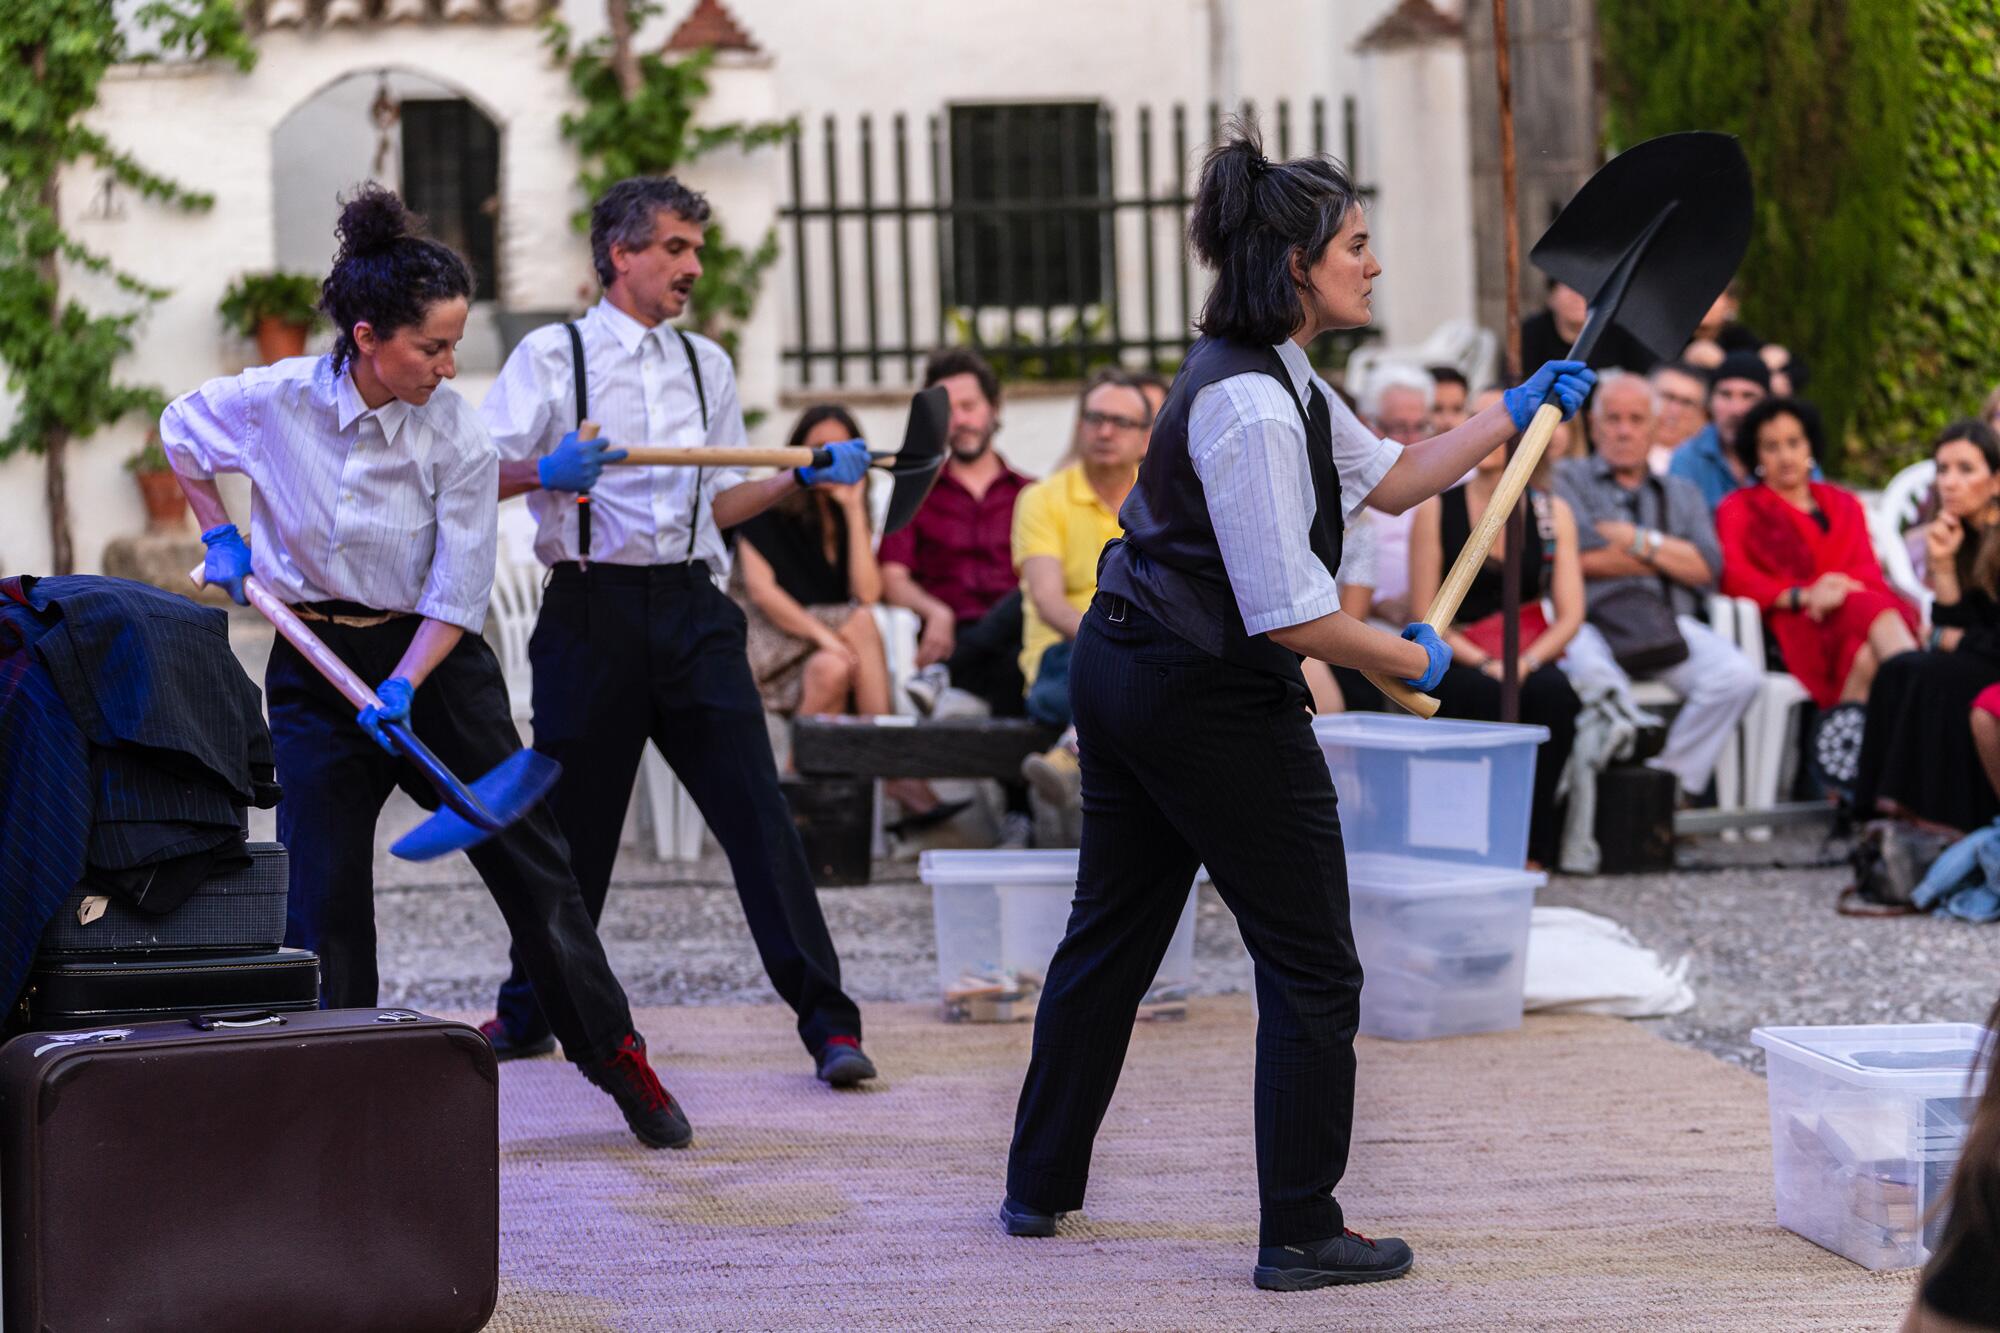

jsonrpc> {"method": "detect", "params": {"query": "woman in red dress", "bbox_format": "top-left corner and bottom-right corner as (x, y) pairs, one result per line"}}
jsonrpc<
(1716, 397), (1918, 708)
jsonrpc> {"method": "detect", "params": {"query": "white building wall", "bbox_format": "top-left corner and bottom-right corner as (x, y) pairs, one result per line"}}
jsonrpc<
(0, 0), (1483, 574)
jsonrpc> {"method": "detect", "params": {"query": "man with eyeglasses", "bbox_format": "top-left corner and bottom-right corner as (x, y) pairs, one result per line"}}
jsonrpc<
(1647, 360), (1710, 475)
(1014, 372), (1154, 819)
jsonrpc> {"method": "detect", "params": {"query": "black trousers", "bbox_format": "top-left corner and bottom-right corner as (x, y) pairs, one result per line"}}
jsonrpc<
(947, 589), (1027, 718)
(266, 614), (634, 1063)
(494, 563), (861, 1055)
(1006, 597), (1363, 1248)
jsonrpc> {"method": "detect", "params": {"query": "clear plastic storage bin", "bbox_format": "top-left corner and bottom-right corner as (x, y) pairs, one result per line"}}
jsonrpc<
(1751, 1023), (1990, 1270)
(1313, 715), (1549, 869)
(920, 850), (1197, 1023)
(1347, 853), (1543, 1040)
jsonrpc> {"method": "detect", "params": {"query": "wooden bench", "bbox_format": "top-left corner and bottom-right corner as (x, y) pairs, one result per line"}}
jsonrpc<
(790, 715), (1058, 782)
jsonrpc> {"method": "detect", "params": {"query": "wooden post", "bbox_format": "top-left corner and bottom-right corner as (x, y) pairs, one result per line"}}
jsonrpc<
(1493, 0), (1523, 724)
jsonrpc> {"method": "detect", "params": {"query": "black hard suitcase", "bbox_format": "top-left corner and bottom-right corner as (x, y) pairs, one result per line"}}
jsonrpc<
(38, 842), (289, 955)
(0, 1007), (498, 1332)
(8, 947), (320, 1034)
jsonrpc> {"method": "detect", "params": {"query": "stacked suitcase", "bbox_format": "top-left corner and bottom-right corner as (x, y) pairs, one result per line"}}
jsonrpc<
(1, 843), (502, 1330)
(8, 841), (318, 1033)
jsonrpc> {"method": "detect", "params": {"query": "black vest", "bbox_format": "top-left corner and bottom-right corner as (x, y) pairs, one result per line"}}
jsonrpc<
(1097, 336), (1344, 681)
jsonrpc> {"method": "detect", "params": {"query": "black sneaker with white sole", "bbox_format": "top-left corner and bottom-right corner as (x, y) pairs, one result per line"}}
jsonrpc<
(1253, 1229), (1414, 1290)
(999, 1195), (1062, 1237)
(815, 1035), (878, 1087)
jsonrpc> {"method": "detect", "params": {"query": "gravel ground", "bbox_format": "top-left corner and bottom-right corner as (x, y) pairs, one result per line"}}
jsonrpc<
(371, 826), (2000, 1076)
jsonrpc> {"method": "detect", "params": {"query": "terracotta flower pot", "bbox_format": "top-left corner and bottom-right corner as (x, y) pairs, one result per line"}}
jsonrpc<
(254, 315), (311, 364)
(135, 469), (190, 533)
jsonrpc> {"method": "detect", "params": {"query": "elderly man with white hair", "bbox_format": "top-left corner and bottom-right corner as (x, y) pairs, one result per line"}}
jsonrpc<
(1553, 370), (1760, 798)
(1362, 363), (1435, 622)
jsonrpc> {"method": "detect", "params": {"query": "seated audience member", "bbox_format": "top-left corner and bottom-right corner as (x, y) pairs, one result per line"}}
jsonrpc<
(1896, 989), (2000, 1333)
(1855, 421), (2000, 832)
(881, 347), (1034, 720)
(1363, 364), (1433, 623)
(1716, 397), (1918, 711)
(1669, 351), (1770, 510)
(1647, 360), (1710, 474)
(1303, 508), (1382, 714)
(1427, 365), (1470, 434)
(736, 405), (955, 823)
(1690, 279), (1763, 355)
(1408, 402), (1586, 868)
(1013, 370), (1151, 808)
(1132, 369), (1170, 436)
(1521, 277), (1656, 375)
(1555, 372), (1759, 800)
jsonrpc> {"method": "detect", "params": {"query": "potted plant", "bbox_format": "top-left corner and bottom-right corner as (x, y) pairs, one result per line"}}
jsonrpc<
(124, 432), (188, 532)
(219, 271), (325, 363)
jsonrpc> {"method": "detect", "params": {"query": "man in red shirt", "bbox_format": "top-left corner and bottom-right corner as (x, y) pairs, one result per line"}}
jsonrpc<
(881, 348), (1035, 721)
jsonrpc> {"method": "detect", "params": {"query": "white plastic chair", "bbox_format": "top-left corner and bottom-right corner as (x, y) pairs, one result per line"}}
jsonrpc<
(1621, 593), (1743, 816)
(1866, 459), (1936, 620)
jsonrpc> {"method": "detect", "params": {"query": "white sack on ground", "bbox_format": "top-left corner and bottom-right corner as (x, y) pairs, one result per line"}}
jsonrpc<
(1524, 906), (1695, 1017)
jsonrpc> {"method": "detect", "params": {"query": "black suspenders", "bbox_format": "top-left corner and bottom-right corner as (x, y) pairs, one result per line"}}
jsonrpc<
(562, 321), (709, 568)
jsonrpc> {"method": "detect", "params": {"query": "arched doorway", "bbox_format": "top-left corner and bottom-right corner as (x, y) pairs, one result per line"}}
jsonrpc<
(271, 69), (504, 372)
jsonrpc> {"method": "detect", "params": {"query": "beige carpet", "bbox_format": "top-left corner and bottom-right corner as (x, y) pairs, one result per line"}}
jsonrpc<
(475, 999), (1915, 1332)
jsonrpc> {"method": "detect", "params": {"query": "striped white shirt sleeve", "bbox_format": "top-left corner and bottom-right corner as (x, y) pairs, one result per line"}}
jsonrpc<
(159, 374), (253, 482)
(416, 397), (500, 632)
(1188, 380), (1344, 636)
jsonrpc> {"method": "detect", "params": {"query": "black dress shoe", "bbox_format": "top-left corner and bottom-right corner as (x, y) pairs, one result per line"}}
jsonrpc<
(815, 1036), (878, 1087)
(884, 798), (975, 837)
(1000, 1196), (1061, 1237)
(1253, 1229), (1414, 1290)
(579, 1032), (693, 1149)
(478, 1016), (556, 1062)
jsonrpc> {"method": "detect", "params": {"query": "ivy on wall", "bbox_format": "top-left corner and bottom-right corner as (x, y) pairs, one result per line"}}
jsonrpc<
(543, 2), (792, 365)
(0, 1), (254, 571)
(1598, 0), (1918, 479)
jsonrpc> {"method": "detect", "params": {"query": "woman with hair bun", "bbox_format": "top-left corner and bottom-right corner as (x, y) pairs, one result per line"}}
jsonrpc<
(160, 184), (693, 1151)
(1002, 123), (1595, 1290)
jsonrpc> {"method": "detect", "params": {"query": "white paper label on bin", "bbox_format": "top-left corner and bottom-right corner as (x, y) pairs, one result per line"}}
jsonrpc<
(1406, 756), (1490, 855)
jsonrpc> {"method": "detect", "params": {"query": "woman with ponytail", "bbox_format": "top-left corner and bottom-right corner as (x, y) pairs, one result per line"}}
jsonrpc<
(1002, 123), (1596, 1290)
(160, 185), (692, 1150)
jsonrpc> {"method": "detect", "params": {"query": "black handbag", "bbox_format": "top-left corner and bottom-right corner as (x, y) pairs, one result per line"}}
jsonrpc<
(1587, 476), (1691, 673)
(1590, 580), (1690, 673)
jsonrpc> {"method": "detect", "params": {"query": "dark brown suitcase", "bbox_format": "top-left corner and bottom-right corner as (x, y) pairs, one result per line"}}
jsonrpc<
(0, 1007), (498, 1332)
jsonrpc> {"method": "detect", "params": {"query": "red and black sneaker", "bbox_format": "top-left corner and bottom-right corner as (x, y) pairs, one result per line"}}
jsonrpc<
(814, 1035), (878, 1088)
(580, 1032), (693, 1149)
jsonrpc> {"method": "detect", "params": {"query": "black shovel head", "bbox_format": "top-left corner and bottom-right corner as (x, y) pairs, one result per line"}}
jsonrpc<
(1531, 132), (1753, 364)
(883, 384), (949, 534)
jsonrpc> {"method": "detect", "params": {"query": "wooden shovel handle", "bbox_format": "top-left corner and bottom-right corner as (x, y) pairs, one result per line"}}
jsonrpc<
(612, 446), (821, 468)
(1363, 399), (1566, 718)
(187, 564), (379, 711)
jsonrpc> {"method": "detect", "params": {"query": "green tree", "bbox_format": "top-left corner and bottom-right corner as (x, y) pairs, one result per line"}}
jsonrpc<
(0, 1), (255, 571)
(1598, 0), (1917, 476)
(544, 0), (792, 363)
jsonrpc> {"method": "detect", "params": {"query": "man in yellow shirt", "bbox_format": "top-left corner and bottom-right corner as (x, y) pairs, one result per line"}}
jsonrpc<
(1013, 370), (1154, 810)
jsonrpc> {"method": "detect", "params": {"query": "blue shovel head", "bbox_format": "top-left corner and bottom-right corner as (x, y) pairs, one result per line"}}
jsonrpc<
(390, 747), (562, 862)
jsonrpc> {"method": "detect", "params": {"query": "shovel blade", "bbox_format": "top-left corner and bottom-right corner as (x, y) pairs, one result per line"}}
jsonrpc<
(1531, 132), (1753, 364)
(390, 747), (562, 862)
(883, 385), (950, 534)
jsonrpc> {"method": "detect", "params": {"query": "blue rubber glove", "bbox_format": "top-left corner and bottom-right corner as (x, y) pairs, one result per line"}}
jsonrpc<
(1400, 623), (1452, 692)
(1503, 360), (1598, 429)
(357, 676), (414, 755)
(794, 439), (871, 488)
(200, 523), (252, 606)
(537, 430), (629, 493)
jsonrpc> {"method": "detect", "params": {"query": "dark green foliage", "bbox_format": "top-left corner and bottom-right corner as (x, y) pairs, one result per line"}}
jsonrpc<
(0, 1), (255, 461)
(1599, 0), (1918, 478)
(542, 4), (794, 362)
(218, 271), (327, 338)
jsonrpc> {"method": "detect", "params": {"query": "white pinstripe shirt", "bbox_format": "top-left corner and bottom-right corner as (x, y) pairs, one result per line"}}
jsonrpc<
(480, 300), (747, 573)
(159, 355), (498, 632)
(1189, 339), (1403, 636)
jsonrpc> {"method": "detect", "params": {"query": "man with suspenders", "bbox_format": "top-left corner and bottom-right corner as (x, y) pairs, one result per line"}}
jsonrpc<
(481, 176), (879, 1102)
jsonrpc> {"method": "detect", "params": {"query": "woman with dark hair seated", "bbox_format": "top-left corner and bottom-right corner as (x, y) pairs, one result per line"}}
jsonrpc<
(1716, 397), (1918, 711)
(734, 404), (955, 822)
(1854, 420), (2000, 831)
